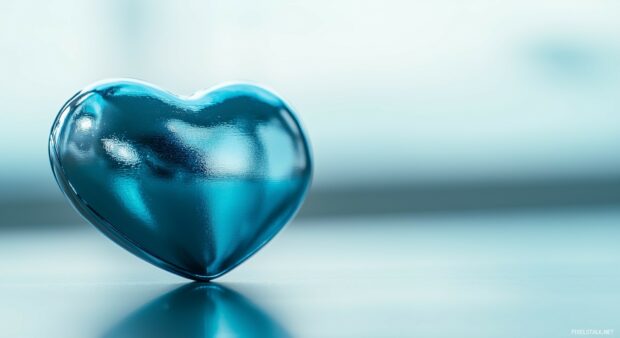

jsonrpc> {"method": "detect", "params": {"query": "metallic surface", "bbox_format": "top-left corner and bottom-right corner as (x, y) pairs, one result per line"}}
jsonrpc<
(48, 79), (312, 280)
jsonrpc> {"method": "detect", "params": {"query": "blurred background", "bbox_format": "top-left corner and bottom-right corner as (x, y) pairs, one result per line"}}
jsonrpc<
(1, 0), (619, 226)
(1, 1), (620, 337)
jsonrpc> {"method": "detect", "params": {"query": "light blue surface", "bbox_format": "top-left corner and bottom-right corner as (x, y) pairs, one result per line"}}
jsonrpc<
(0, 207), (618, 337)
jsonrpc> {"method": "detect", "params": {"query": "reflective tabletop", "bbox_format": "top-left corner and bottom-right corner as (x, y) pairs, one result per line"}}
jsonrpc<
(1, 207), (619, 337)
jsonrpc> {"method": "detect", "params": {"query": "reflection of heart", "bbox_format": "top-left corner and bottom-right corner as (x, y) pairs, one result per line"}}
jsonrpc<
(49, 79), (312, 280)
(102, 283), (291, 338)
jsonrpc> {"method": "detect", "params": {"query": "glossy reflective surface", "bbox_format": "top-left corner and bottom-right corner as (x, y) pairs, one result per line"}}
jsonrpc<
(49, 80), (312, 280)
(102, 283), (290, 338)
(1, 209), (620, 337)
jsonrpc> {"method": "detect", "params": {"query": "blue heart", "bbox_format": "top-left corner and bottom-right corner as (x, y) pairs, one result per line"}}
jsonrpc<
(49, 79), (312, 280)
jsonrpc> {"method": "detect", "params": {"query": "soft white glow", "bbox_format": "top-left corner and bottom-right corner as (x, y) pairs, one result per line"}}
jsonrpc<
(76, 116), (93, 132)
(205, 131), (252, 176)
(102, 138), (140, 166)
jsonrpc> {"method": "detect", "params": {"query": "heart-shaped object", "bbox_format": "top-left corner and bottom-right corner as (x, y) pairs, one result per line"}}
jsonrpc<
(49, 79), (312, 280)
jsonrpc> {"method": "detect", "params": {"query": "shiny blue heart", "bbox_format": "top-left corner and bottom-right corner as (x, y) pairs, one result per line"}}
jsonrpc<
(49, 80), (312, 281)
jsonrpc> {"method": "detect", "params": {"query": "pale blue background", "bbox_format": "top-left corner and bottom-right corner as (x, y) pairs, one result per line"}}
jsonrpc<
(0, 0), (619, 210)
(0, 1), (619, 336)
